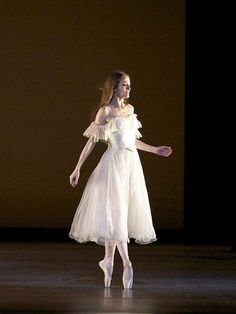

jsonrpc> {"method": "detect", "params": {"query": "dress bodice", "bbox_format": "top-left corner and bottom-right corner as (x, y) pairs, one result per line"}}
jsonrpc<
(83, 114), (142, 151)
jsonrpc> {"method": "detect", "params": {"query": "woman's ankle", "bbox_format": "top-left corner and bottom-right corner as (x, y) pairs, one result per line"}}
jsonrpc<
(103, 257), (114, 266)
(123, 260), (132, 267)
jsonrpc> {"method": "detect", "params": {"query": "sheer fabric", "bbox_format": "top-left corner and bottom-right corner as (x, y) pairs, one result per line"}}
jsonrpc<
(69, 113), (157, 245)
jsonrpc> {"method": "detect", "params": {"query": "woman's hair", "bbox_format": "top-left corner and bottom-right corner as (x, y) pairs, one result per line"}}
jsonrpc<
(91, 70), (129, 121)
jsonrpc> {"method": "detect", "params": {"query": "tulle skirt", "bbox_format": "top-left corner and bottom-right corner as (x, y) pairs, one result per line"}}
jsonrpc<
(69, 147), (157, 245)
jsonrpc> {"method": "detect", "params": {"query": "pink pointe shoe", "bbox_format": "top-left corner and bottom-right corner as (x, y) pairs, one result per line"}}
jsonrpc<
(99, 259), (113, 288)
(123, 262), (133, 289)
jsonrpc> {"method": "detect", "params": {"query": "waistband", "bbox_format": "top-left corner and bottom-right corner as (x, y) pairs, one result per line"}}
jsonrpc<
(107, 145), (137, 152)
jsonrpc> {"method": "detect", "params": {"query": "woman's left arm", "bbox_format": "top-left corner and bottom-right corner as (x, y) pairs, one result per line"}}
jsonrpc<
(135, 139), (172, 157)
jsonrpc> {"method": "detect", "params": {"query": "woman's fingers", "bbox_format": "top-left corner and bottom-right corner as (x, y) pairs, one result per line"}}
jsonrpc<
(160, 146), (172, 157)
(166, 147), (172, 156)
(69, 173), (80, 187)
(69, 175), (76, 187)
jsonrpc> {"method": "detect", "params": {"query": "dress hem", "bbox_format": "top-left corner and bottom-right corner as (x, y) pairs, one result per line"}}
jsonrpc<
(69, 233), (157, 246)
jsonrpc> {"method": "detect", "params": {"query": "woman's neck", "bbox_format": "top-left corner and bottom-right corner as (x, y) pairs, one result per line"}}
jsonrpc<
(109, 96), (126, 110)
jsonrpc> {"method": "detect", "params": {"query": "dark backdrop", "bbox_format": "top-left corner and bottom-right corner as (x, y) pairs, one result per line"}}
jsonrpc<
(0, 0), (233, 246)
(184, 0), (233, 245)
(0, 1), (185, 234)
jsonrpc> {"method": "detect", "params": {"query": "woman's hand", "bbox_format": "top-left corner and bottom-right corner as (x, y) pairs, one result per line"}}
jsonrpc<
(69, 168), (80, 187)
(155, 146), (172, 157)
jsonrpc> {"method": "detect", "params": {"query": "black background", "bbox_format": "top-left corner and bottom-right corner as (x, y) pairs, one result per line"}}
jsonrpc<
(184, 0), (234, 247)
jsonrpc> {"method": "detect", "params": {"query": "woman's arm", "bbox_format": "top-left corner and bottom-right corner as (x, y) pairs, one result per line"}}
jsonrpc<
(69, 137), (96, 187)
(75, 137), (96, 171)
(70, 106), (110, 187)
(136, 139), (172, 157)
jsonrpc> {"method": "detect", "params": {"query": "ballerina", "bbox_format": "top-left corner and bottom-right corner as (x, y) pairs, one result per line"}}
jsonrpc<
(69, 70), (172, 289)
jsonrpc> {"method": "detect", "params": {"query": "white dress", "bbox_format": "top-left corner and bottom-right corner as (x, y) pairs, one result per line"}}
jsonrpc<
(69, 113), (157, 245)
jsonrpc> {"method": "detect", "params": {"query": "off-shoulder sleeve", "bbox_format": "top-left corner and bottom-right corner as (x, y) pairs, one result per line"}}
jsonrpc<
(135, 117), (142, 139)
(136, 129), (142, 139)
(83, 121), (108, 142)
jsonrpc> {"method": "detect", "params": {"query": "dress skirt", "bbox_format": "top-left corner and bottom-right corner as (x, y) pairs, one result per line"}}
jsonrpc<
(69, 147), (157, 245)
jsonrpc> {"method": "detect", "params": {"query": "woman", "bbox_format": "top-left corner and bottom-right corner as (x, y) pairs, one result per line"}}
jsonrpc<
(69, 71), (172, 289)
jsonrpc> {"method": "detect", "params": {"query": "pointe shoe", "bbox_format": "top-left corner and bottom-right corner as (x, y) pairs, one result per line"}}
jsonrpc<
(99, 259), (113, 288)
(122, 262), (133, 289)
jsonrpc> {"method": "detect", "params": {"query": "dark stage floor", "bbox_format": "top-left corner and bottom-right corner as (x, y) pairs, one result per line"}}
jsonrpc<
(0, 241), (235, 313)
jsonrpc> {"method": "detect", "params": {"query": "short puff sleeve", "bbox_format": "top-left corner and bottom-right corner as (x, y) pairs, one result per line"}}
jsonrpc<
(83, 122), (108, 143)
(136, 129), (142, 139)
(135, 116), (142, 139)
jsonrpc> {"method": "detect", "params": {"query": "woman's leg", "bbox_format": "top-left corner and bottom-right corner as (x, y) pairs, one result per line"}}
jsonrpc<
(116, 241), (133, 289)
(104, 241), (116, 265)
(116, 241), (131, 266)
(99, 241), (116, 287)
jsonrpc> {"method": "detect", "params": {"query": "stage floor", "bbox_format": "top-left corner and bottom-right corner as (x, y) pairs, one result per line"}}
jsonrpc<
(0, 241), (235, 313)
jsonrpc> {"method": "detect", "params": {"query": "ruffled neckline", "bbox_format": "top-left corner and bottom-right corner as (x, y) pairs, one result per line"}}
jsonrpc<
(105, 113), (137, 123)
(105, 113), (142, 134)
(83, 113), (142, 142)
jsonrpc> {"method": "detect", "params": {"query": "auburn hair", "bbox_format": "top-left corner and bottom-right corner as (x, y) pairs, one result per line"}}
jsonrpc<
(91, 70), (129, 121)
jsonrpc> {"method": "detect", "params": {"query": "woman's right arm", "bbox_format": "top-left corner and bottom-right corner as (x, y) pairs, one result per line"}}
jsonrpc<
(69, 137), (96, 187)
(69, 106), (110, 187)
(75, 137), (97, 171)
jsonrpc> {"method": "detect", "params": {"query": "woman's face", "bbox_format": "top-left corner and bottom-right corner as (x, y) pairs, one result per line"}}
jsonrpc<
(114, 75), (131, 99)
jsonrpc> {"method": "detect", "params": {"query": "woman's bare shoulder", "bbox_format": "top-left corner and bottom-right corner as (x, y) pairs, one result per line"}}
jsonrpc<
(94, 106), (110, 125)
(127, 103), (134, 113)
